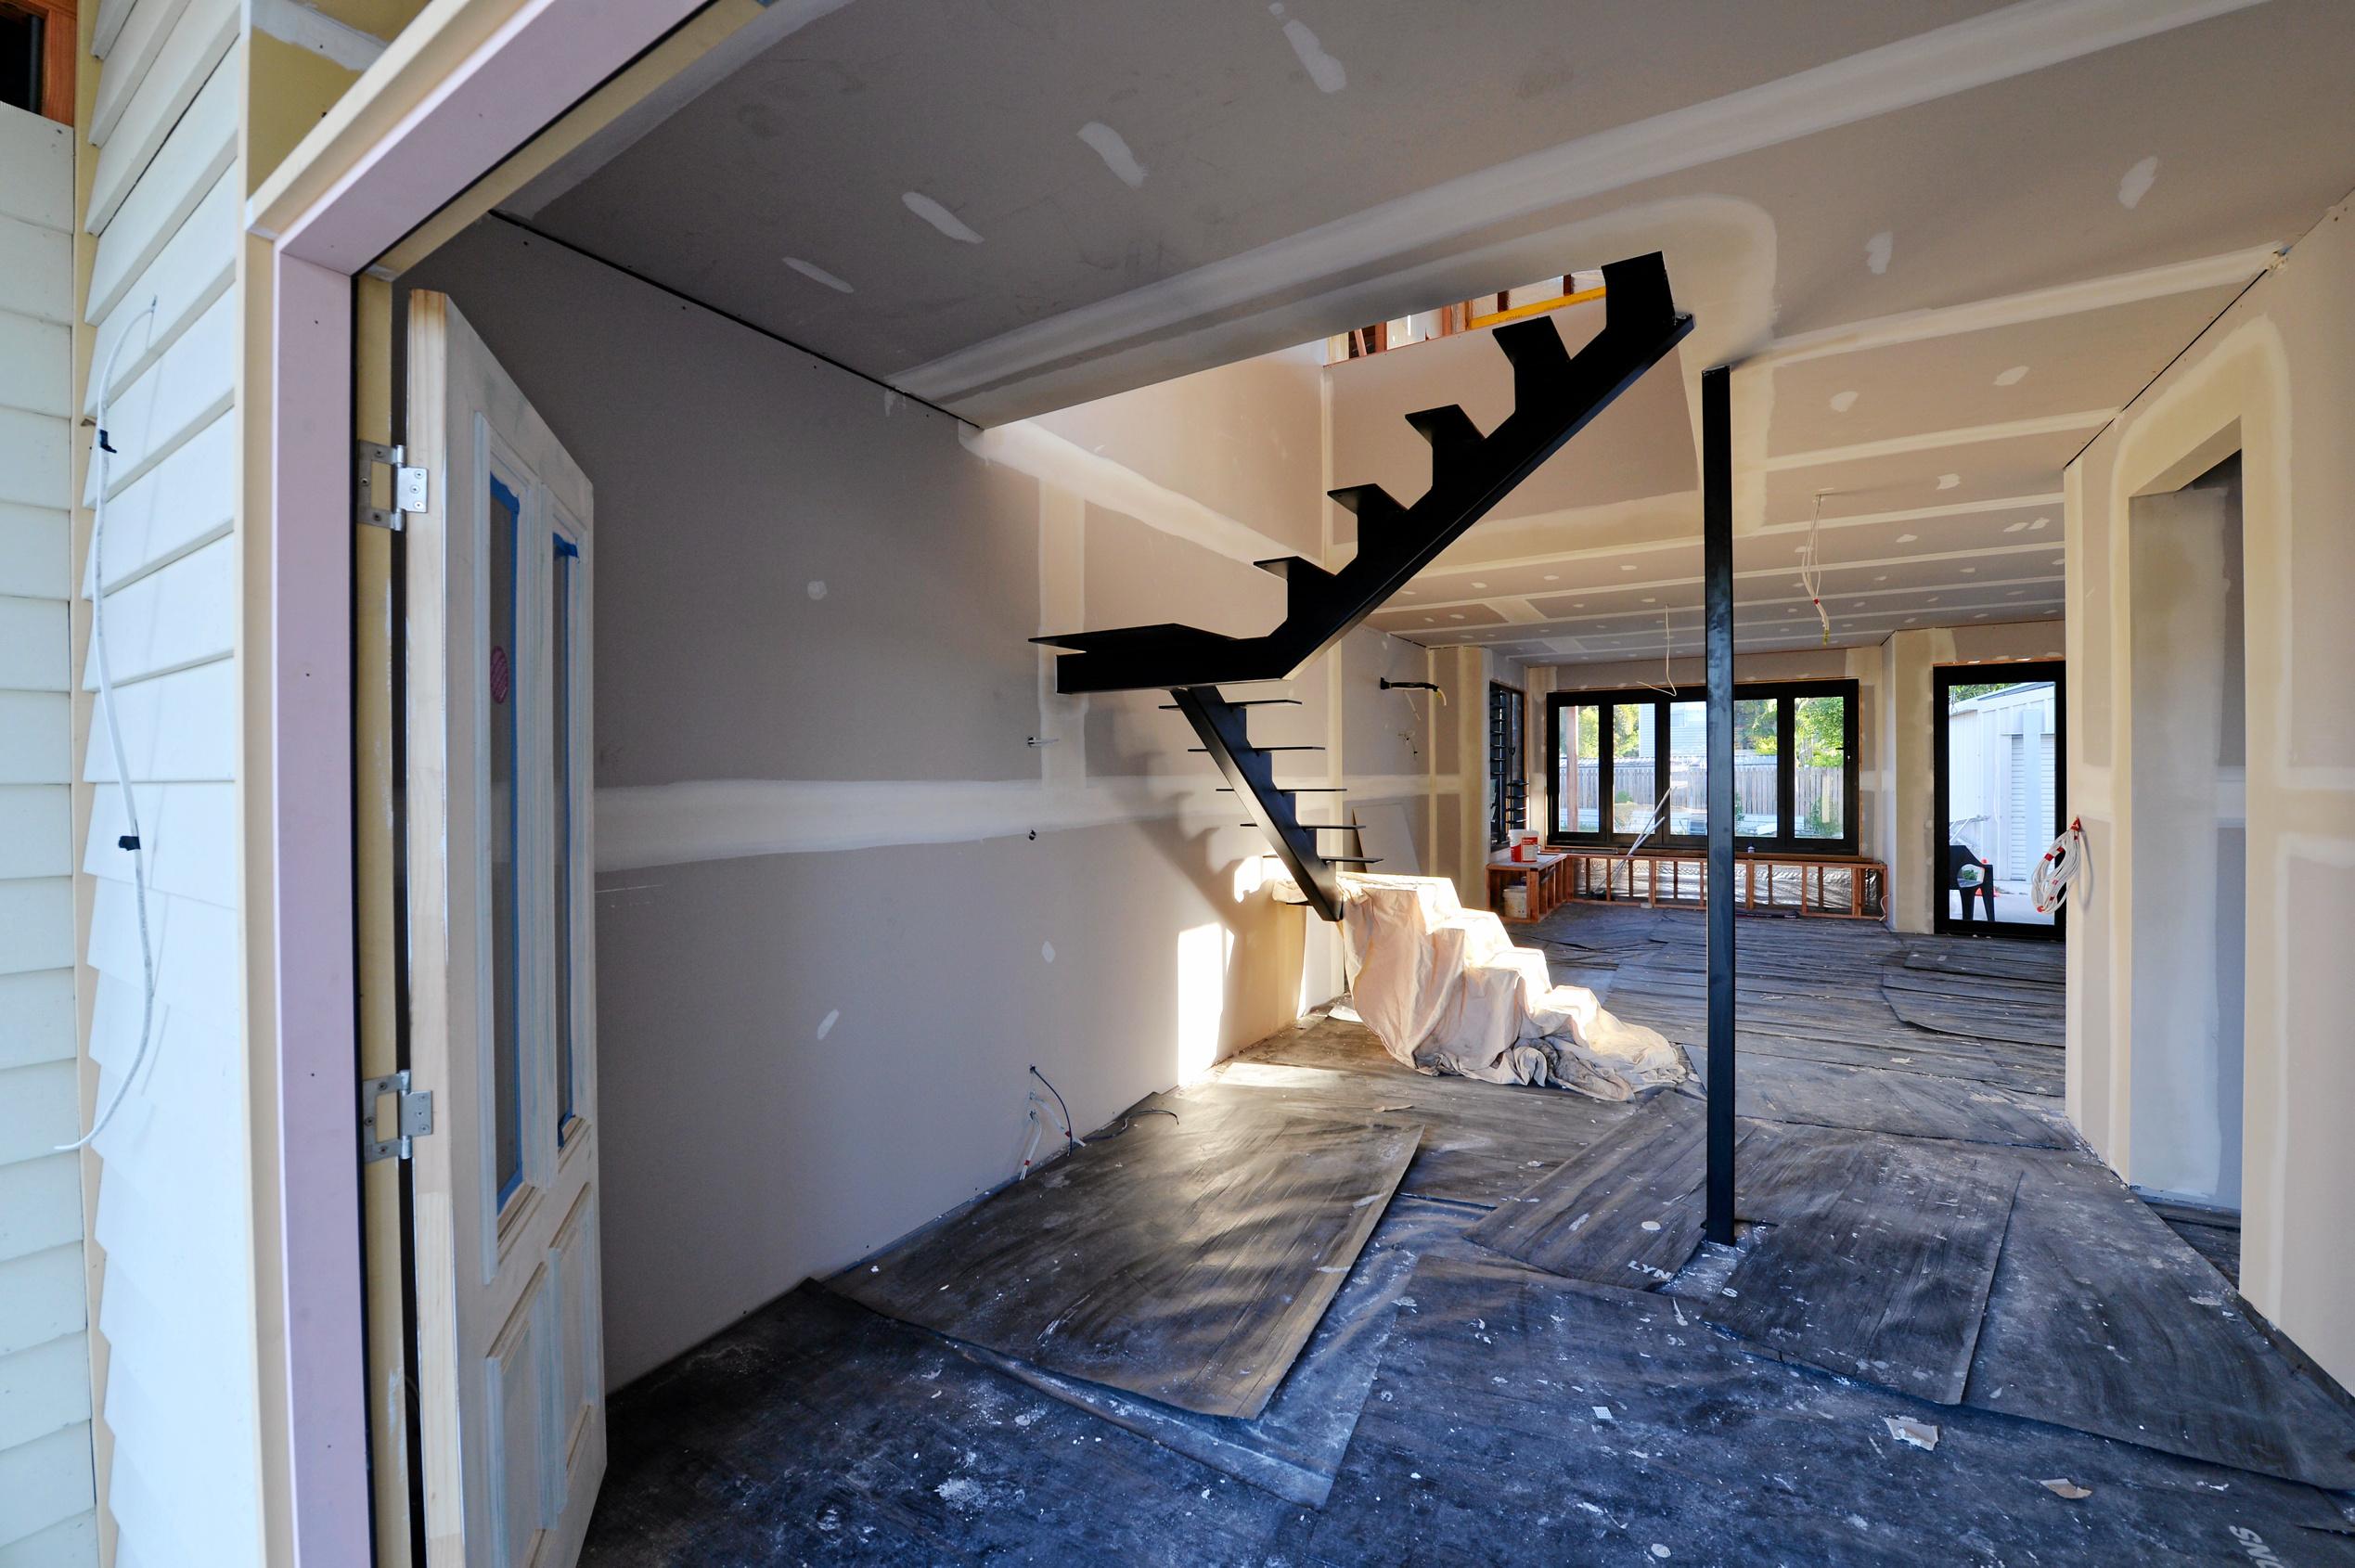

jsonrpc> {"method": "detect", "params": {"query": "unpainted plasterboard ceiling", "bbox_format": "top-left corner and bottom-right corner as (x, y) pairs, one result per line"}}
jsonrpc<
(495, 0), (2355, 662)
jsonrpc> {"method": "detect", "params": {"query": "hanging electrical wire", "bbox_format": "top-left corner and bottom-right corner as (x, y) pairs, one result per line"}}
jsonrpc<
(1637, 605), (1679, 696)
(60, 301), (161, 1154)
(2031, 816), (2090, 915)
(1018, 1100), (1046, 1179)
(1797, 490), (1834, 645)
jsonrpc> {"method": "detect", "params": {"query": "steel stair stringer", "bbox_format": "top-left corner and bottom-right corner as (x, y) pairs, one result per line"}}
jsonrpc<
(1038, 251), (1692, 920)
(1171, 686), (1354, 922)
(1033, 251), (1693, 697)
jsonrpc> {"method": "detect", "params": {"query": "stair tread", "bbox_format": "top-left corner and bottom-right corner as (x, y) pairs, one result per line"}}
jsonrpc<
(1031, 623), (1241, 653)
(1326, 482), (1403, 518)
(1159, 697), (1302, 709)
(1404, 404), (1482, 447)
(1215, 786), (1345, 793)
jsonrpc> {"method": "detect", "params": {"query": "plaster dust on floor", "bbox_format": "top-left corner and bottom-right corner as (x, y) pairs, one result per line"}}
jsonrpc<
(580, 906), (2355, 1565)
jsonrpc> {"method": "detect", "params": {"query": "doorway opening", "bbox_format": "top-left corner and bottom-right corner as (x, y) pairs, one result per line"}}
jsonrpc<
(2126, 452), (2247, 1215)
(1932, 660), (2065, 939)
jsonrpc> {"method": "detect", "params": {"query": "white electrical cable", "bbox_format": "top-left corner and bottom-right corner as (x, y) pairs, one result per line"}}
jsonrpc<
(1638, 606), (1678, 695)
(1614, 785), (1674, 891)
(58, 301), (161, 1154)
(2030, 816), (2089, 915)
(1018, 1102), (1045, 1179)
(1797, 492), (1833, 645)
(1028, 1089), (1075, 1151)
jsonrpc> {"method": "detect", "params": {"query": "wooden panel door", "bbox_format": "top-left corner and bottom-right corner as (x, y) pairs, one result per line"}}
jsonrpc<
(406, 291), (604, 1567)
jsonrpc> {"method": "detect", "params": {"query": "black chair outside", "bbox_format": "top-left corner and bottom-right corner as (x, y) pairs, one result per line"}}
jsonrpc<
(1945, 842), (1996, 922)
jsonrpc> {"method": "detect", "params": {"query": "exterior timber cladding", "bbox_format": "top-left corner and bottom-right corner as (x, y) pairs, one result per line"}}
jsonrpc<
(68, 0), (263, 1559)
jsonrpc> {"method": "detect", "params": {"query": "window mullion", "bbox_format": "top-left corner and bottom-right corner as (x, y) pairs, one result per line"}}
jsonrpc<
(1777, 697), (1796, 848)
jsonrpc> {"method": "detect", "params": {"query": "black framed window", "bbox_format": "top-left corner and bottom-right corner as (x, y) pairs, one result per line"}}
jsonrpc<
(1545, 680), (1860, 855)
(1487, 681), (1526, 849)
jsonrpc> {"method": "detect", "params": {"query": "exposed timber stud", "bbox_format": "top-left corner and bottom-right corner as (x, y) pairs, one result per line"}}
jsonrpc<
(1702, 364), (1738, 1245)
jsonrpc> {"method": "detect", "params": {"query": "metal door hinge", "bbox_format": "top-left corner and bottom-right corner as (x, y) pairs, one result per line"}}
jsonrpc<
(357, 441), (428, 532)
(361, 1070), (434, 1163)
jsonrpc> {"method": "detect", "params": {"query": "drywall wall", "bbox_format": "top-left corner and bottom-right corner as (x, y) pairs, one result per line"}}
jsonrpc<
(1885, 631), (1938, 932)
(401, 218), (1428, 1383)
(1033, 346), (1324, 559)
(2067, 194), (2355, 1388)
(2123, 475), (2244, 1207)
(1325, 303), (1696, 558)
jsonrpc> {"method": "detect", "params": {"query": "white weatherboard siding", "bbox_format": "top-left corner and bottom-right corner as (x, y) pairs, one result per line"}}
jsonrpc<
(0, 102), (99, 1568)
(73, 7), (258, 1562)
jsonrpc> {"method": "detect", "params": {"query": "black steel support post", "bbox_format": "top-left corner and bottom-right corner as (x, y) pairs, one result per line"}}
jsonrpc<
(1702, 364), (1738, 1246)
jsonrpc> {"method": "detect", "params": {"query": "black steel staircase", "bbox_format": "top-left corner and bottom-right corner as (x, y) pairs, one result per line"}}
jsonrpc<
(1037, 252), (1692, 921)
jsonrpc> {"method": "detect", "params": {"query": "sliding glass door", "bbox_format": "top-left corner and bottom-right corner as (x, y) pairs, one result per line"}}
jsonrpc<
(1932, 662), (2065, 939)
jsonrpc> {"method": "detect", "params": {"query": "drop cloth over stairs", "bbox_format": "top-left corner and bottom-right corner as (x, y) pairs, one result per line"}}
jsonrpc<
(1339, 874), (1689, 1100)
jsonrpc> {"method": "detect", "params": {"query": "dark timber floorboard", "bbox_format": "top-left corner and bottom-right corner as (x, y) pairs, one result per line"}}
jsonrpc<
(582, 903), (2355, 1562)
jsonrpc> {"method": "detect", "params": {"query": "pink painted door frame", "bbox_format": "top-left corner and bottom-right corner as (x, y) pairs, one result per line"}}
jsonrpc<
(263, 0), (702, 1558)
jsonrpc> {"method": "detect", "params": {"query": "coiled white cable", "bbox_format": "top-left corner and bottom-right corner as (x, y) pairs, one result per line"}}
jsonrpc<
(2030, 816), (2089, 916)
(59, 301), (160, 1153)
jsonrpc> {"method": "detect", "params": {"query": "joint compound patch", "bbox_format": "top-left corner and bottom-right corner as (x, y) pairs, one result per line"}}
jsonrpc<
(1077, 122), (1147, 187)
(1865, 231), (1894, 275)
(783, 256), (853, 293)
(903, 191), (984, 244)
(2118, 156), (2159, 209)
(1269, 3), (1345, 92)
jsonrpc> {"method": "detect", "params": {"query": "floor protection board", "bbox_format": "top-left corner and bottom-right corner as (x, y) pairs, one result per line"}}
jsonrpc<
(581, 1283), (1295, 1566)
(1297, 1253), (2355, 1568)
(1704, 1138), (2022, 1404)
(1900, 936), (2067, 984)
(1463, 1090), (1708, 1288)
(937, 1197), (1481, 1508)
(831, 1102), (1419, 1420)
(1965, 1149), (2355, 1490)
(1222, 1017), (1640, 1206)
(1601, 951), (2063, 1095)
(1679, 1038), (2073, 1148)
(1880, 963), (2067, 1047)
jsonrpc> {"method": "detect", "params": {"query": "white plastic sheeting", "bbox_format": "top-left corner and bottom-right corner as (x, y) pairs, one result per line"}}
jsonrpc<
(1336, 874), (1689, 1101)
